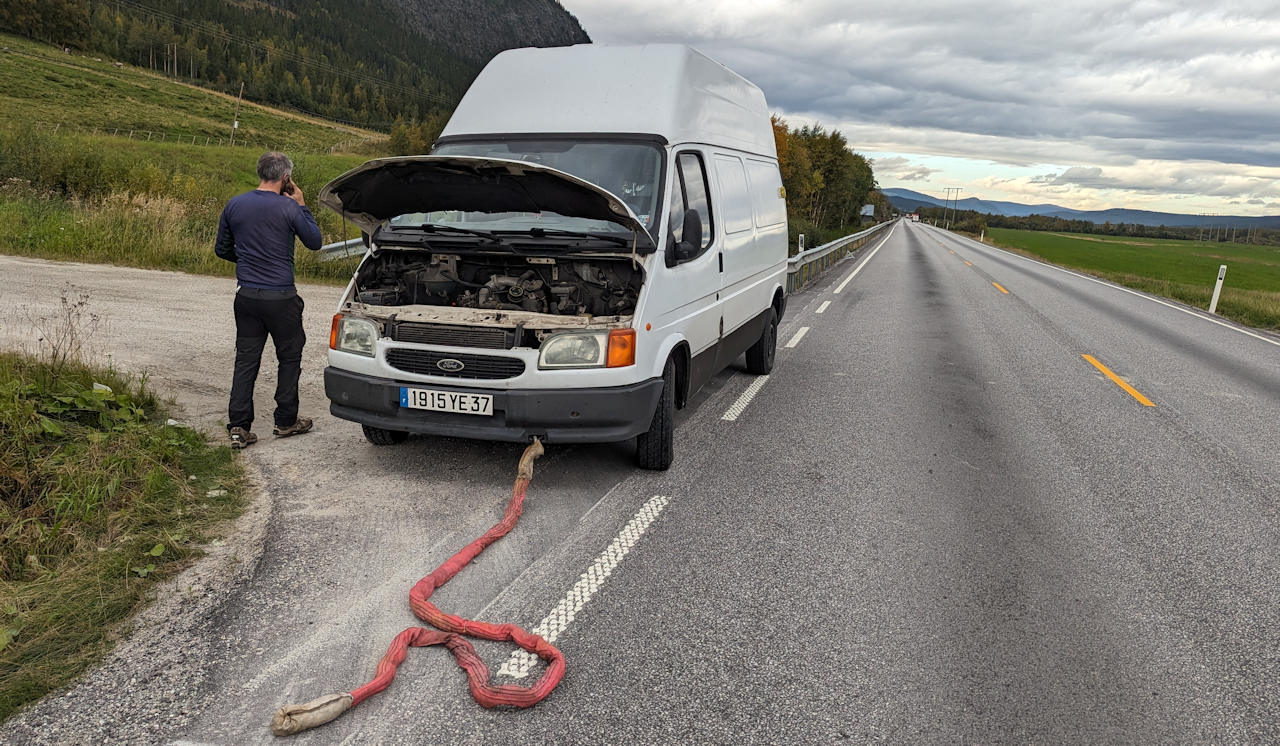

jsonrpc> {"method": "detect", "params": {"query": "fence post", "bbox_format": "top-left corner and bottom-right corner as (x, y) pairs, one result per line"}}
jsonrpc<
(147, 131), (152, 140)
(128, 130), (133, 138)
(160, 133), (165, 142)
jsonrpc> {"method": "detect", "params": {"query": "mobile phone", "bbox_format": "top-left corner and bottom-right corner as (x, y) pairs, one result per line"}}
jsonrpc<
(281, 175), (295, 195)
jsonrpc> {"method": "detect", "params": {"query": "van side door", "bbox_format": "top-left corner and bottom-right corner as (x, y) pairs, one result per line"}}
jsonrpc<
(710, 153), (785, 366)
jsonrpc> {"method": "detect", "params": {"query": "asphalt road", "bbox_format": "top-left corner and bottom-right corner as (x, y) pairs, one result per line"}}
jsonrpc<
(1, 220), (1278, 744)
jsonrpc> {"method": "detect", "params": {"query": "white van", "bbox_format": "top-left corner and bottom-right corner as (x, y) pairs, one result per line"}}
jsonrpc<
(318, 44), (787, 469)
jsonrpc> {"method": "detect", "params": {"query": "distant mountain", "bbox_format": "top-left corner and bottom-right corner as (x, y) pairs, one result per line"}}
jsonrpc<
(881, 188), (1280, 228)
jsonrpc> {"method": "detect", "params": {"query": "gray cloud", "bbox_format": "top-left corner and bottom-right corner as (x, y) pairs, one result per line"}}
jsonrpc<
(562, 1), (1280, 171)
(870, 156), (940, 182)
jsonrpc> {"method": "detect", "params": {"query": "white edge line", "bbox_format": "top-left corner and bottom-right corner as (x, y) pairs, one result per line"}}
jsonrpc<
(498, 494), (672, 679)
(784, 326), (809, 348)
(816, 300), (831, 314)
(943, 229), (1280, 349)
(834, 221), (896, 294)
(721, 374), (770, 421)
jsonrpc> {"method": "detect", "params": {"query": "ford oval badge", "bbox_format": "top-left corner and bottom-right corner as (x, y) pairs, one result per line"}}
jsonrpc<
(437, 358), (465, 373)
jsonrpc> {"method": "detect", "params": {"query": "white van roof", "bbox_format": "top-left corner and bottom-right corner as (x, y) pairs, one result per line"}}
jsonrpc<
(439, 44), (777, 159)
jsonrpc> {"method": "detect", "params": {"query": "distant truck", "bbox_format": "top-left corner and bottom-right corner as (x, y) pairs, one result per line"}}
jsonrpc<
(318, 45), (787, 470)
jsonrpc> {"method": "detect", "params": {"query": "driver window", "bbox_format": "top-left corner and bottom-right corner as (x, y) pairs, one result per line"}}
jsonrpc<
(667, 152), (714, 261)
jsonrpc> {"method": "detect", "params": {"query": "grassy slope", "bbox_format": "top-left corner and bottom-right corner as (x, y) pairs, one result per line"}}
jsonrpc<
(0, 32), (378, 283)
(0, 32), (384, 152)
(987, 228), (1280, 330)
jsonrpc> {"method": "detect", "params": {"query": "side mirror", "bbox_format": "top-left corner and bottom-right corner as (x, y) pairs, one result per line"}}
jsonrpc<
(671, 208), (702, 264)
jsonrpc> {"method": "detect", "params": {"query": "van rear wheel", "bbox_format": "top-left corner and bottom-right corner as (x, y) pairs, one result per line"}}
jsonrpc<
(745, 308), (777, 374)
(635, 358), (675, 470)
(362, 424), (409, 445)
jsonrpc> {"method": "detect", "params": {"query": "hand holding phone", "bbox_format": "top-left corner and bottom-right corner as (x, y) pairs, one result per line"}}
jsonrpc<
(281, 175), (304, 206)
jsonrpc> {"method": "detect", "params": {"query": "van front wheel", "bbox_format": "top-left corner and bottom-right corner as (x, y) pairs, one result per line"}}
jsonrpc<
(745, 308), (777, 374)
(362, 424), (409, 445)
(635, 358), (675, 470)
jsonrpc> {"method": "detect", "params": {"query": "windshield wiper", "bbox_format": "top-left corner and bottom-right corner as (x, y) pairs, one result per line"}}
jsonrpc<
(507, 227), (633, 247)
(385, 223), (502, 244)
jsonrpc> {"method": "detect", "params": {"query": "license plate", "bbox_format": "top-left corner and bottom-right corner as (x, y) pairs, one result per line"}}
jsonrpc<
(399, 387), (493, 416)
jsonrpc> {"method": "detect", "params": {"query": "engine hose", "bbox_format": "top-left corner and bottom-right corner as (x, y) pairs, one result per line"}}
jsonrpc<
(269, 438), (564, 737)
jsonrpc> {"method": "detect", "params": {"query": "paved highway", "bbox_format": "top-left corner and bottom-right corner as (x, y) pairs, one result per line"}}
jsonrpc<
(2, 219), (1277, 743)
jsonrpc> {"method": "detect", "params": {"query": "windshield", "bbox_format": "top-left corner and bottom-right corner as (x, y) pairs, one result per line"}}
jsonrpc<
(384, 140), (664, 239)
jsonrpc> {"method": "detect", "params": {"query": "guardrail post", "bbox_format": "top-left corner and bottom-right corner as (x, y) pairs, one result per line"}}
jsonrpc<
(1208, 265), (1227, 314)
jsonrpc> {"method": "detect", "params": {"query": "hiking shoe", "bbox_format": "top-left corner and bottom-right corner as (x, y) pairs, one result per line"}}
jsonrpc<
(273, 417), (313, 438)
(229, 427), (258, 450)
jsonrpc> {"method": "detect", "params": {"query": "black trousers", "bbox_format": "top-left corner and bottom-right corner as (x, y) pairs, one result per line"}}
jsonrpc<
(228, 290), (306, 431)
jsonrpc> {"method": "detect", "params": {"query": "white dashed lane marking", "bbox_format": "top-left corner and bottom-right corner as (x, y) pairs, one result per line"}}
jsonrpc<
(785, 326), (809, 348)
(499, 495), (672, 679)
(721, 375), (771, 422)
(816, 300), (831, 314)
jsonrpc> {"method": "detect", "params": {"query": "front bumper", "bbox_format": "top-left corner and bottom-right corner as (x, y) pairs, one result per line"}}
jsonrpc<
(324, 367), (664, 444)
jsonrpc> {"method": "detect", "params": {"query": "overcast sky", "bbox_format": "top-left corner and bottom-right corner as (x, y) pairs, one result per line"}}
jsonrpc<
(559, 0), (1280, 215)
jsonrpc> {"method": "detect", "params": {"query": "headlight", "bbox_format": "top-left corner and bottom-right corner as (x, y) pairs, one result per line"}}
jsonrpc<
(538, 329), (636, 369)
(330, 314), (378, 357)
(539, 331), (606, 368)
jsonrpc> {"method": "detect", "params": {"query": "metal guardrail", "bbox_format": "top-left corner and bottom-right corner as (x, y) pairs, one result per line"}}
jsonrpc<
(321, 222), (896, 284)
(318, 237), (366, 261)
(785, 221), (892, 293)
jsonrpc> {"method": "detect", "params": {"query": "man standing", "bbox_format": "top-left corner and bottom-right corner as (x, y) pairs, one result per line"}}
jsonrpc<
(215, 151), (323, 449)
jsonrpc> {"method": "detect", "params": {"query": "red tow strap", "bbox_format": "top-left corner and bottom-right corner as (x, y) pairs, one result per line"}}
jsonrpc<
(270, 439), (563, 736)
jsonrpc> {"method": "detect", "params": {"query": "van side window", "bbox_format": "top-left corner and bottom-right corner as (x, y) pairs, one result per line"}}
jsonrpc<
(668, 152), (714, 262)
(713, 155), (753, 235)
(746, 159), (786, 228)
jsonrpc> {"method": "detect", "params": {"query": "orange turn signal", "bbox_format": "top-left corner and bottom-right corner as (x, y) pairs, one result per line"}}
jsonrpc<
(606, 328), (636, 368)
(329, 313), (342, 350)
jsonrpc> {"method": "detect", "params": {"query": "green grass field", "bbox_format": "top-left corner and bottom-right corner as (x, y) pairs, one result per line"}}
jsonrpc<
(0, 33), (384, 153)
(986, 228), (1280, 330)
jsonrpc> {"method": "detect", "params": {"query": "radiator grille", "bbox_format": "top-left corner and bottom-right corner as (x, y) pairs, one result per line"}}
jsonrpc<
(389, 322), (512, 350)
(385, 348), (525, 380)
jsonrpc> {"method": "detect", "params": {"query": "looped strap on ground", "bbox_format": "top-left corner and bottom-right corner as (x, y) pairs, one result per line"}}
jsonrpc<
(270, 438), (563, 737)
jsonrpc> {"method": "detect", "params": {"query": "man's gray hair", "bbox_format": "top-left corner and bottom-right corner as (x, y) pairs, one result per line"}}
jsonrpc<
(257, 151), (293, 182)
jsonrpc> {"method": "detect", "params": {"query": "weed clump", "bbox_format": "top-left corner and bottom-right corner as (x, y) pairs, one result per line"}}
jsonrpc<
(0, 293), (243, 721)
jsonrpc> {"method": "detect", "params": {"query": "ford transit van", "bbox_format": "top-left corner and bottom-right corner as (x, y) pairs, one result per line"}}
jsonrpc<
(319, 44), (787, 470)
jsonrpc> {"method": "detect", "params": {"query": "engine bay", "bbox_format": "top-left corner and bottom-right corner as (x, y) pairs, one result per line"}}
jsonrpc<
(352, 250), (643, 318)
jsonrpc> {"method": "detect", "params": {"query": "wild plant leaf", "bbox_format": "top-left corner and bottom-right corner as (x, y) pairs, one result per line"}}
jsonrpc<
(37, 416), (64, 437)
(148, 543), (164, 556)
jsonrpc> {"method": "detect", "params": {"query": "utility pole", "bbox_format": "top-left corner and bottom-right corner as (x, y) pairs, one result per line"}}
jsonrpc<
(230, 81), (244, 146)
(943, 187), (962, 229)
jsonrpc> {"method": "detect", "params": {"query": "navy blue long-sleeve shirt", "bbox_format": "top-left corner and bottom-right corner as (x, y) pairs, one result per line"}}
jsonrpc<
(215, 189), (323, 291)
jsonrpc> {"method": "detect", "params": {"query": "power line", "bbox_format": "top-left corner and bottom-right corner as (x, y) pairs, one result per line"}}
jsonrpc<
(107, 0), (456, 107)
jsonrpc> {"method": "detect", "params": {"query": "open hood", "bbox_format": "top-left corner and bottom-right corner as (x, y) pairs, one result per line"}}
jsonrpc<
(318, 155), (654, 247)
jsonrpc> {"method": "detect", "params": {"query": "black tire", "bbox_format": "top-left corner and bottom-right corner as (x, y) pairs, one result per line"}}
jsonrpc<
(635, 358), (675, 471)
(745, 308), (777, 374)
(362, 424), (409, 445)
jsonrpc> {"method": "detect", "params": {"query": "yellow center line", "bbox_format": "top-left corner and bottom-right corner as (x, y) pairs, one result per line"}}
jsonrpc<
(949, 249), (955, 254)
(964, 260), (973, 266)
(992, 282), (1009, 294)
(1081, 354), (1155, 407)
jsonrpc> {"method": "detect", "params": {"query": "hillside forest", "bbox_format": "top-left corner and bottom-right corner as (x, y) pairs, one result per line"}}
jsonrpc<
(0, 0), (588, 127)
